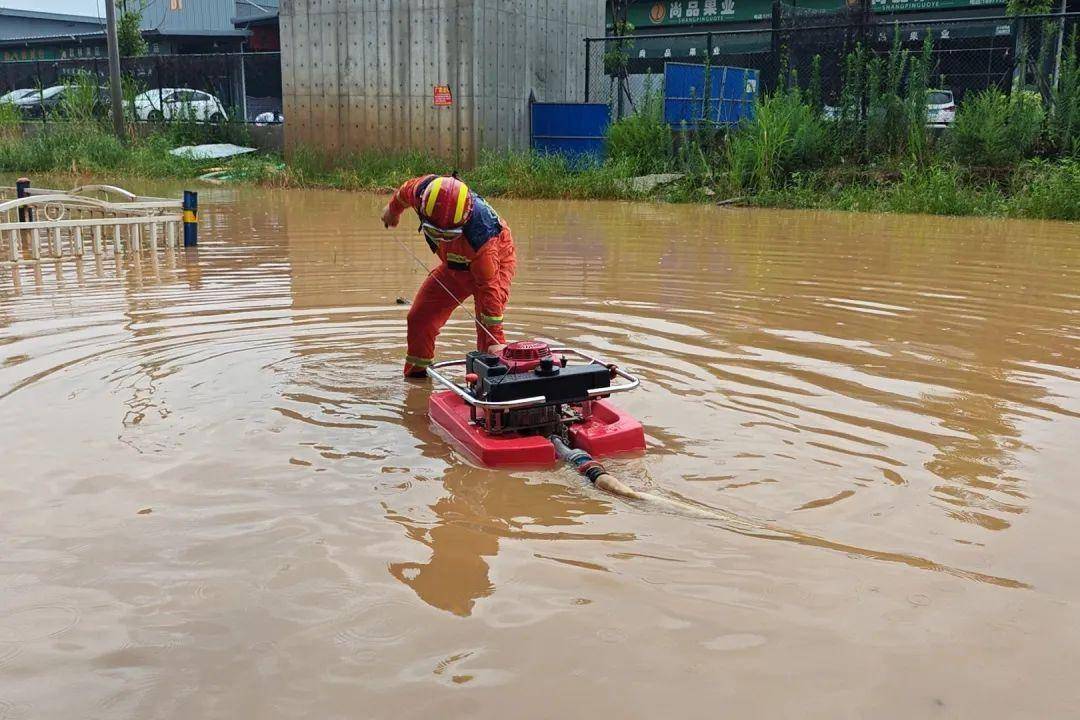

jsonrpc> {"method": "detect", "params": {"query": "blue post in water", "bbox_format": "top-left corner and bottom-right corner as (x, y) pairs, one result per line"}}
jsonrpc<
(16, 177), (31, 222)
(182, 190), (198, 247)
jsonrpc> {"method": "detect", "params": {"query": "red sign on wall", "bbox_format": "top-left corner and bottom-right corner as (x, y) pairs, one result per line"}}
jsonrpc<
(433, 85), (453, 107)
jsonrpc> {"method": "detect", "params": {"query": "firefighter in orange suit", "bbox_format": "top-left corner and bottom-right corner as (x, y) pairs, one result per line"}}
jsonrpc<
(381, 175), (517, 378)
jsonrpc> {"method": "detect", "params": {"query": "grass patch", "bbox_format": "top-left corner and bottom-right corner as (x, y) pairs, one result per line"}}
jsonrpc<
(225, 147), (641, 200)
(0, 123), (207, 178)
(605, 83), (673, 176)
(0, 115), (1076, 222)
(1007, 158), (1080, 220)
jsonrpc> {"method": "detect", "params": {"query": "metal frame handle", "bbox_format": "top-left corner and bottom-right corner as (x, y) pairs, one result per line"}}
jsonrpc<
(425, 346), (640, 410)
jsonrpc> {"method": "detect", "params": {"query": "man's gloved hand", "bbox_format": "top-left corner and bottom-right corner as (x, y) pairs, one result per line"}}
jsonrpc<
(381, 205), (399, 228)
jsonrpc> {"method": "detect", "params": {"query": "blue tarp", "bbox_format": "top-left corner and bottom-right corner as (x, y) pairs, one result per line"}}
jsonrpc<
(663, 63), (759, 128)
(530, 102), (610, 163)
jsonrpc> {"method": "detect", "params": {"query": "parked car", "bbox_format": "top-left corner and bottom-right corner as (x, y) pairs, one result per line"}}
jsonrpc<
(823, 89), (956, 128)
(11, 85), (65, 118)
(0, 88), (36, 104)
(133, 88), (228, 123)
(12, 85), (109, 119)
(11, 84), (111, 119)
(925, 89), (956, 128)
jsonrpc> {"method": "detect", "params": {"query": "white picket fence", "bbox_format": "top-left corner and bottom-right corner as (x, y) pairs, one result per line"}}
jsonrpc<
(0, 185), (186, 264)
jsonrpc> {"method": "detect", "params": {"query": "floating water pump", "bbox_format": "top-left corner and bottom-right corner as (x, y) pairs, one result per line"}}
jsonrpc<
(426, 340), (645, 467)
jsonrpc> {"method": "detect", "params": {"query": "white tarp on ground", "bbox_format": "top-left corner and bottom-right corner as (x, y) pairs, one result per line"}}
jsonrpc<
(169, 143), (257, 160)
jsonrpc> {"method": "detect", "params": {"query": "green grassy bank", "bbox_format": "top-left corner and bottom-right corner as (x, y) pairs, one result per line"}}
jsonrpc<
(2, 44), (1079, 223)
(4, 118), (1077, 222)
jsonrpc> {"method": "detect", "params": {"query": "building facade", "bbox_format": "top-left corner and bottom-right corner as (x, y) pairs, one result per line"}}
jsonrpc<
(600, 0), (1076, 101)
(279, 0), (605, 163)
(0, 1), (250, 62)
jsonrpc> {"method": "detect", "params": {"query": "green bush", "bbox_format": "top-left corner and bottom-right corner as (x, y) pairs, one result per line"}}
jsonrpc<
(1008, 158), (1080, 219)
(605, 85), (672, 176)
(1010, 89), (1046, 150)
(950, 88), (1044, 166)
(826, 33), (937, 163)
(0, 102), (19, 138)
(725, 88), (829, 194)
(58, 71), (103, 123)
(1048, 29), (1080, 156)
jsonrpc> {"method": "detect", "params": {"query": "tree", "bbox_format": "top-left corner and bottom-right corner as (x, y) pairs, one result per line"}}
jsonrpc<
(605, 0), (635, 117)
(116, 0), (148, 57)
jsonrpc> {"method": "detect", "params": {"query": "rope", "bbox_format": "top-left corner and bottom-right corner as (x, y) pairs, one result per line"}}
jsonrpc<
(389, 231), (501, 348)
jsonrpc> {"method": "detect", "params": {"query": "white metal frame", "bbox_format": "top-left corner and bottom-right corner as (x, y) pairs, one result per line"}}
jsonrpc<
(0, 185), (184, 264)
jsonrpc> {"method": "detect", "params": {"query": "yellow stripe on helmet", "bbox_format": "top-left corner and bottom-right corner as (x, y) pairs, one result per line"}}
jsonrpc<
(424, 177), (444, 218)
(452, 182), (469, 225)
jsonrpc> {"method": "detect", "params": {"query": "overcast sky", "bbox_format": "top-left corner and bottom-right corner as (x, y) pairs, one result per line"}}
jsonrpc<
(0, 0), (103, 16)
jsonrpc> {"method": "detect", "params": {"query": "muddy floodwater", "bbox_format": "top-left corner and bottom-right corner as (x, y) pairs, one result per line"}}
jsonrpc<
(1, 185), (1078, 718)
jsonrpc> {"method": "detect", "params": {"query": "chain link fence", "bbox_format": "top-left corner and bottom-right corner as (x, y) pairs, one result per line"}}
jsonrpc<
(587, 12), (1079, 119)
(0, 52), (282, 127)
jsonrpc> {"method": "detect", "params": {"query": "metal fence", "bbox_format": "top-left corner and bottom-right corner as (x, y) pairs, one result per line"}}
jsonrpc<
(0, 52), (282, 125)
(587, 12), (1080, 119)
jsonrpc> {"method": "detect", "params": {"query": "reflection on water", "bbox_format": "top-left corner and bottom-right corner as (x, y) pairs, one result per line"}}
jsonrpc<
(1, 183), (1078, 717)
(387, 384), (628, 617)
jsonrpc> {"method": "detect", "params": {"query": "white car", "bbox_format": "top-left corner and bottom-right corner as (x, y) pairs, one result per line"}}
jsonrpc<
(0, 88), (36, 104)
(133, 88), (228, 123)
(822, 89), (957, 128)
(925, 89), (956, 128)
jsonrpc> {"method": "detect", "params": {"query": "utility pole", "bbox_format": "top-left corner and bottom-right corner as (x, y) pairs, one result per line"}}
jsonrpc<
(105, 0), (126, 143)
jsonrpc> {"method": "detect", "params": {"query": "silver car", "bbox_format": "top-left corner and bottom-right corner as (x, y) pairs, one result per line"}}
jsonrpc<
(0, 88), (36, 104)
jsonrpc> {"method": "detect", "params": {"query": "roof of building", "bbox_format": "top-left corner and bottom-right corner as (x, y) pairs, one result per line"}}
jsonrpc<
(234, 0), (279, 19)
(0, 8), (103, 26)
(0, 8), (104, 42)
(0, 29), (249, 50)
(232, 11), (278, 28)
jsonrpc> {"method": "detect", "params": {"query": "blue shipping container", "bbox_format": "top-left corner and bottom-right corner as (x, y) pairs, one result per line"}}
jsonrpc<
(663, 63), (759, 128)
(531, 102), (611, 163)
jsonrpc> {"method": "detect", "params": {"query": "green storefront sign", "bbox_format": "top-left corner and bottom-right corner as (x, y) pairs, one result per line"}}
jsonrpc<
(1, 47), (57, 62)
(625, 0), (775, 25)
(623, 0), (1004, 27)
(871, 0), (1005, 11)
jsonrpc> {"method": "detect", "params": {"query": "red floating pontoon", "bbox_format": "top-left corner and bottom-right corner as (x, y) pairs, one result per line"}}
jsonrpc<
(426, 341), (645, 468)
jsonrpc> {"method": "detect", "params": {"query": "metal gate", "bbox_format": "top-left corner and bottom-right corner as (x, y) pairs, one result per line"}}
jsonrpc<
(530, 102), (611, 163)
(663, 63), (759, 128)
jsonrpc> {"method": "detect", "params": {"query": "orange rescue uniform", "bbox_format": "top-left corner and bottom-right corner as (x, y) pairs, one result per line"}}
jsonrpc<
(384, 175), (517, 377)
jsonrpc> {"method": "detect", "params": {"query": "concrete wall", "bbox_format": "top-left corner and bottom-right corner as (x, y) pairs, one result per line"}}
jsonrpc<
(279, 0), (604, 165)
